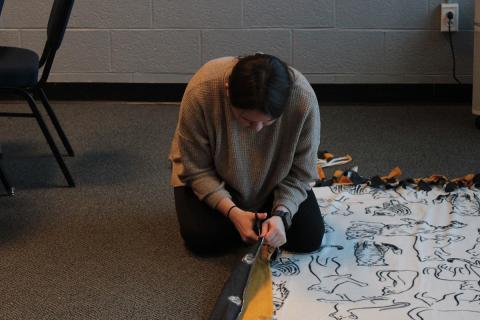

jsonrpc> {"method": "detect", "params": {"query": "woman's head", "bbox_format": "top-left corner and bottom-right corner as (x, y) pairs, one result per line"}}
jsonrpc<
(228, 53), (293, 120)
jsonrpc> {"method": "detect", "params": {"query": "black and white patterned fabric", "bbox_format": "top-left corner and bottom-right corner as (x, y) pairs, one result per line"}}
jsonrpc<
(272, 184), (480, 320)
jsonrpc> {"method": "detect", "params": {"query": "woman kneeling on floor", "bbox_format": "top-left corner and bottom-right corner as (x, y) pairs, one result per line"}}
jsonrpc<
(169, 53), (325, 255)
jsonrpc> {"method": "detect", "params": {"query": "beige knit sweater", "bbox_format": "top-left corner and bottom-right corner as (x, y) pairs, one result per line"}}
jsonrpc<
(169, 57), (320, 216)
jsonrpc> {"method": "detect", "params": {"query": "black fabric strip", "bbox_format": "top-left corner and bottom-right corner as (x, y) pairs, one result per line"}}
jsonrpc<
(209, 239), (264, 320)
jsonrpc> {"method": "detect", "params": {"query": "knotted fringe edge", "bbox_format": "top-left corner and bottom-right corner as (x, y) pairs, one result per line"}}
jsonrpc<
(315, 166), (480, 193)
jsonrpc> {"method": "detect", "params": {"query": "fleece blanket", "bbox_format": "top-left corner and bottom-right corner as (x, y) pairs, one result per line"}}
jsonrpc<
(272, 184), (480, 320)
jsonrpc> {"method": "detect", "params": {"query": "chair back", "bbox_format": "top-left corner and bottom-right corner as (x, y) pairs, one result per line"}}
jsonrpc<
(0, 1), (4, 15)
(46, 0), (75, 51)
(39, 0), (75, 83)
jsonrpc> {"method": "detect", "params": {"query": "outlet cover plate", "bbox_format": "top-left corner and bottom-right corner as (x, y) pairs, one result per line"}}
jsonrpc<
(441, 3), (459, 32)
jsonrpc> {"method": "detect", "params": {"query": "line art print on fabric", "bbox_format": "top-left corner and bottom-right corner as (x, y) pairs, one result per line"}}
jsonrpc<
(272, 184), (480, 320)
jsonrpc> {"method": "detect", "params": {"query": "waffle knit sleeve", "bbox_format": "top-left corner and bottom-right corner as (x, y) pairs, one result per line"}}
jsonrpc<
(176, 87), (231, 208)
(273, 86), (320, 216)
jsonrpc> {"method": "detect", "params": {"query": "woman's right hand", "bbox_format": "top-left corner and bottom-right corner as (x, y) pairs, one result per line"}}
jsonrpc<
(229, 208), (267, 244)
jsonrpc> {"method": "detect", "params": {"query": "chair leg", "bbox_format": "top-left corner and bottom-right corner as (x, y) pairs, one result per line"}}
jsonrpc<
(0, 165), (14, 196)
(21, 90), (75, 187)
(0, 149), (14, 196)
(36, 87), (74, 157)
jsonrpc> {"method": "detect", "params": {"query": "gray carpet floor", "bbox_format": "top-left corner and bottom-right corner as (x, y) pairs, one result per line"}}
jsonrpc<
(0, 100), (479, 319)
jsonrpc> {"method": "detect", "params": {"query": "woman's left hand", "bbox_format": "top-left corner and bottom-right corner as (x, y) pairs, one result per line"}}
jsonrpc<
(261, 216), (287, 248)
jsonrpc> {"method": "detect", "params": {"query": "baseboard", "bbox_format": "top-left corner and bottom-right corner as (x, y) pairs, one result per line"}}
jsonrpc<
(0, 83), (473, 103)
(45, 83), (188, 102)
(311, 83), (472, 103)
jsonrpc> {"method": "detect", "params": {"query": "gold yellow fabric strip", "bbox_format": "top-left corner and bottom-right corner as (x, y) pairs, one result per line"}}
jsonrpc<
(239, 246), (274, 320)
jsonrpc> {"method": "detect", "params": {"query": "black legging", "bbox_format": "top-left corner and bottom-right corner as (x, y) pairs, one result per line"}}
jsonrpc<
(174, 186), (325, 255)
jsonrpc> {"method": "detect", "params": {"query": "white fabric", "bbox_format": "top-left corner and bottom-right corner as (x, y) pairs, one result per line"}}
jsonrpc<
(317, 154), (352, 168)
(272, 185), (480, 320)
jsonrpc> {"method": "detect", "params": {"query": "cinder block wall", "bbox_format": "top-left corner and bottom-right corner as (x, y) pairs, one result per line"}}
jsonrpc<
(0, 0), (475, 84)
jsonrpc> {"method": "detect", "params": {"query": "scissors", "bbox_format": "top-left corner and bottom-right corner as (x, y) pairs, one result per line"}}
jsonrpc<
(252, 212), (262, 236)
(253, 212), (280, 260)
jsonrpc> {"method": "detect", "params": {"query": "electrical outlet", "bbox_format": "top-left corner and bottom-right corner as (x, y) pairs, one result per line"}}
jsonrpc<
(441, 3), (459, 32)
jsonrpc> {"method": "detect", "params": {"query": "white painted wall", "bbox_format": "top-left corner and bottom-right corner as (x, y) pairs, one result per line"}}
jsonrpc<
(0, 0), (475, 84)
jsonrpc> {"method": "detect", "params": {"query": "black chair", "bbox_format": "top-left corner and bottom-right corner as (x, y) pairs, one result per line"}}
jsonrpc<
(0, 0), (75, 187)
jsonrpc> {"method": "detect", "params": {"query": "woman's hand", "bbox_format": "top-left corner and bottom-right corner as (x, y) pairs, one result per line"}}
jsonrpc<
(261, 216), (287, 248)
(229, 208), (267, 244)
